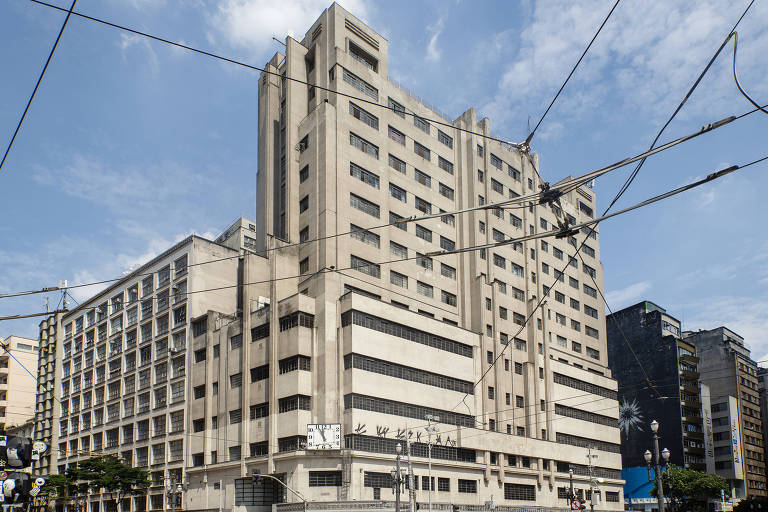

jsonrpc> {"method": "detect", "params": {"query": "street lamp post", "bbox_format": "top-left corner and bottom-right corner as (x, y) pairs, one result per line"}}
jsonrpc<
(425, 414), (440, 512)
(644, 420), (671, 512)
(166, 478), (185, 512)
(393, 443), (403, 512)
(569, 469), (574, 502)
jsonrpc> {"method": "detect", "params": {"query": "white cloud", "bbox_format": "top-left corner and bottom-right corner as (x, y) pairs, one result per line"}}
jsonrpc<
(426, 16), (445, 62)
(481, 0), (768, 139)
(32, 155), (213, 215)
(208, 0), (372, 56)
(605, 281), (651, 308)
(683, 296), (768, 363)
(118, 33), (159, 72)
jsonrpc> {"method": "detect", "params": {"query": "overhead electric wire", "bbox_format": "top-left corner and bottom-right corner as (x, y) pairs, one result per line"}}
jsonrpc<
(1, 104), (760, 302)
(0, 0), (77, 173)
(27, 0), (523, 150)
(525, 0), (622, 146)
(3, 155), (766, 322)
(605, 0), (756, 213)
(456, 154), (768, 413)
(732, 31), (768, 115)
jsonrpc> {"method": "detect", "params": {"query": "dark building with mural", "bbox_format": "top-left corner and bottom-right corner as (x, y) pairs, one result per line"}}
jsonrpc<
(606, 301), (705, 471)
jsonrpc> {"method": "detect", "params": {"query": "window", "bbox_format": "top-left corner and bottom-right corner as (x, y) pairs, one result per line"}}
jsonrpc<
(458, 480), (477, 494)
(388, 125), (405, 145)
(509, 214), (522, 228)
(414, 141), (430, 160)
(491, 178), (504, 194)
(390, 271), (408, 288)
(414, 115), (430, 134)
(441, 290), (457, 307)
(299, 195), (309, 213)
(299, 165), (309, 183)
(351, 255), (380, 278)
(416, 253), (433, 270)
(586, 326), (599, 339)
(572, 341), (582, 353)
(278, 395), (311, 413)
(438, 156), (454, 174)
(349, 102), (378, 129)
(516, 395), (524, 408)
(390, 241), (408, 259)
(350, 193), (380, 218)
(342, 68), (377, 100)
(415, 224), (432, 242)
(388, 97), (405, 117)
(583, 263), (597, 278)
(508, 165), (521, 181)
(438, 130), (453, 148)
(438, 478), (450, 492)
(350, 224), (380, 247)
(350, 132), (379, 158)
(299, 257), (309, 274)
(441, 263), (456, 280)
(389, 154), (406, 174)
(417, 281), (434, 298)
(414, 169), (431, 187)
(583, 284), (597, 298)
(309, 471), (342, 487)
(415, 197), (431, 214)
(490, 153), (502, 169)
(440, 236), (455, 251)
(439, 183), (454, 200)
(298, 134), (309, 152)
(350, 162), (380, 188)
(229, 409), (242, 424)
(493, 253), (506, 269)
(230, 373), (243, 388)
(390, 212), (407, 231)
(230, 334), (243, 349)
(514, 362), (523, 375)
(586, 347), (600, 360)
(505, 484), (535, 501)
(584, 305), (599, 318)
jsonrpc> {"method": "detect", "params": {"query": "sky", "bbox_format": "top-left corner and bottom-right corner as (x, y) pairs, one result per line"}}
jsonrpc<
(1, 0), (767, 360)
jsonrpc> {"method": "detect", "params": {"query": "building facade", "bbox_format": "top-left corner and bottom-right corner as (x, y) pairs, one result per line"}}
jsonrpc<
(684, 327), (766, 498)
(46, 236), (243, 512)
(0, 335), (39, 430)
(606, 301), (704, 475)
(46, 3), (623, 511)
(186, 3), (621, 511)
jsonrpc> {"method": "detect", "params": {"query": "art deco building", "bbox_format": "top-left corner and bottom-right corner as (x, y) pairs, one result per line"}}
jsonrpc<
(45, 3), (623, 511)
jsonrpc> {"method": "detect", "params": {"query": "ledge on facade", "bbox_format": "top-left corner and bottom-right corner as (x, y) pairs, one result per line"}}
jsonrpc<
(275, 502), (567, 512)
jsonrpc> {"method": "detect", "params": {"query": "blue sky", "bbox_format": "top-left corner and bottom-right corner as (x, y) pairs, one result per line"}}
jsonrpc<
(1, 0), (767, 359)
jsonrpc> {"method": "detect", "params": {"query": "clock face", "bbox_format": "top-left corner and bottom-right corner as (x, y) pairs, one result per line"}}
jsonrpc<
(307, 424), (341, 450)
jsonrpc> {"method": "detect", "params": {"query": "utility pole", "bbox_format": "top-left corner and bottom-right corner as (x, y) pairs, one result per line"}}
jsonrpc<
(587, 447), (598, 512)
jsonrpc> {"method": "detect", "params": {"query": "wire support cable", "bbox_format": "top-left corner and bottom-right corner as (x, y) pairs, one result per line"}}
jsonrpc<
(0, 0), (77, 173)
(27, 0), (524, 150)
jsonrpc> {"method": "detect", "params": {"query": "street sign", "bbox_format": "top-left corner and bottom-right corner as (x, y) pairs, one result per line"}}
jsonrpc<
(570, 498), (581, 511)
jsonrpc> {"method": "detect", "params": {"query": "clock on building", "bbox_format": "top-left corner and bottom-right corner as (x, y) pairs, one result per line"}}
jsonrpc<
(307, 424), (341, 450)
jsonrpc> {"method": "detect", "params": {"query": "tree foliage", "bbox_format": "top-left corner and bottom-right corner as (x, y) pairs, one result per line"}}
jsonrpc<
(650, 466), (729, 512)
(48, 456), (151, 504)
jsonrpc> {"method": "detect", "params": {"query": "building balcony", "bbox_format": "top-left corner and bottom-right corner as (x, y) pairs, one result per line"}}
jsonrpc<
(680, 369), (700, 379)
(0, 383), (8, 393)
(680, 353), (700, 364)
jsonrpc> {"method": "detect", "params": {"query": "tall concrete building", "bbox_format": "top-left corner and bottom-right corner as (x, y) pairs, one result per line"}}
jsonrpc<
(44, 235), (246, 512)
(187, 3), (620, 511)
(0, 335), (38, 430)
(684, 327), (766, 498)
(606, 302), (704, 471)
(46, 4), (623, 512)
